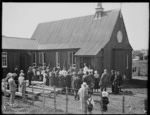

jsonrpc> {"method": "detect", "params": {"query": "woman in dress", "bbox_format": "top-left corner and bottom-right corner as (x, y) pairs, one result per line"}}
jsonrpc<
(94, 70), (100, 92)
(18, 72), (25, 93)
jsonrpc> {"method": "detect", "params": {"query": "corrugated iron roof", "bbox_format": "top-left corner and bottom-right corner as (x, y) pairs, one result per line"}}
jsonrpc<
(31, 9), (120, 55)
(2, 36), (38, 50)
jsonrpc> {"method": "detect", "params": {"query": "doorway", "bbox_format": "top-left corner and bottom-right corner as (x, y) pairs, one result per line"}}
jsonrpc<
(80, 57), (91, 68)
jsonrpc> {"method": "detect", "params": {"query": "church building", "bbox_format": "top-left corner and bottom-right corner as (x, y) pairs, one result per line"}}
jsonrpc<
(2, 3), (133, 79)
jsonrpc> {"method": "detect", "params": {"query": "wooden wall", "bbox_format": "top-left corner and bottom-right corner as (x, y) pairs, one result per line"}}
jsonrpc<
(2, 49), (32, 78)
(103, 12), (133, 79)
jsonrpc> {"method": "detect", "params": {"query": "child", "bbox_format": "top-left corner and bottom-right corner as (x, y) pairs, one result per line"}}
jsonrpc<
(87, 94), (95, 114)
(101, 91), (109, 112)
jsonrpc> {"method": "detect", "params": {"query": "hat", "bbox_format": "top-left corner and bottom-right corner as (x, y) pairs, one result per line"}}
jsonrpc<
(94, 70), (98, 74)
(102, 91), (108, 97)
(12, 73), (17, 77)
(20, 70), (23, 72)
(81, 82), (88, 88)
(7, 72), (12, 77)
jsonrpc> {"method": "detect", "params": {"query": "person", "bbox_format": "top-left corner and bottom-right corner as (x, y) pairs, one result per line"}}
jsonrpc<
(94, 70), (100, 92)
(45, 67), (50, 86)
(78, 82), (89, 114)
(117, 71), (123, 92)
(48, 68), (53, 86)
(101, 91), (109, 112)
(113, 71), (119, 94)
(109, 70), (115, 93)
(5, 73), (12, 90)
(83, 63), (89, 75)
(143, 98), (147, 114)
(2, 78), (7, 95)
(43, 70), (47, 85)
(87, 94), (95, 114)
(18, 72), (25, 93)
(66, 71), (72, 92)
(61, 67), (68, 77)
(88, 70), (95, 95)
(36, 67), (41, 81)
(59, 69), (65, 88)
(27, 67), (34, 86)
(73, 72), (82, 100)
(82, 71), (88, 83)
(78, 68), (84, 81)
(32, 67), (37, 81)
(14, 67), (19, 91)
(8, 73), (17, 106)
(99, 69), (110, 92)
(71, 71), (77, 93)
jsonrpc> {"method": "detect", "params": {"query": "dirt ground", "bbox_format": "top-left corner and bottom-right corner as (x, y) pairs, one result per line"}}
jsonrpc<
(2, 76), (147, 114)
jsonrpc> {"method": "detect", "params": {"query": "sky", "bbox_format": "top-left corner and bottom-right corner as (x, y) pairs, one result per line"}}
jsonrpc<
(2, 3), (149, 50)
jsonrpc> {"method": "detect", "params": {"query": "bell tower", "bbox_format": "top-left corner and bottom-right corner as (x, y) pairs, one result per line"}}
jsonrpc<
(94, 3), (104, 19)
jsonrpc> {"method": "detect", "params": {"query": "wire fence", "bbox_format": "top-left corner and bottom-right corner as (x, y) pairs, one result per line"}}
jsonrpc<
(2, 80), (146, 114)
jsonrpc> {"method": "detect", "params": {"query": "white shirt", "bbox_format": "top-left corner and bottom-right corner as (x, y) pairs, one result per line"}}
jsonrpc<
(83, 66), (89, 74)
(61, 70), (68, 76)
(87, 97), (95, 107)
(18, 76), (24, 86)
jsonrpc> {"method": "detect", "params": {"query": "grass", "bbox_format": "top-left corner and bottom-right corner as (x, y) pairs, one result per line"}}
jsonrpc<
(2, 76), (147, 114)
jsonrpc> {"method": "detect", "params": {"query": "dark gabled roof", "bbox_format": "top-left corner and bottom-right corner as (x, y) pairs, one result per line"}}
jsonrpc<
(32, 9), (120, 55)
(2, 36), (38, 50)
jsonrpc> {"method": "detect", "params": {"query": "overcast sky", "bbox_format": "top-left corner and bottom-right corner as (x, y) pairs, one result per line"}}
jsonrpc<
(2, 3), (149, 50)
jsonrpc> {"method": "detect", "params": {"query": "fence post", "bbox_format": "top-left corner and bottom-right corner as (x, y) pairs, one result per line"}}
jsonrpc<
(122, 95), (125, 114)
(42, 82), (45, 112)
(54, 85), (56, 112)
(32, 82), (34, 105)
(66, 87), (68, 113)
(22, 81), (26, 103)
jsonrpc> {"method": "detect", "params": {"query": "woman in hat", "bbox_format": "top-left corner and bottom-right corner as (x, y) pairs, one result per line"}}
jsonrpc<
(78, 82), (89, 114)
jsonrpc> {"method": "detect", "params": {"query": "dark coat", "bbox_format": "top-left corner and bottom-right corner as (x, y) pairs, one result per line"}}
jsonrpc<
(113, 75), (119, 94)
(74, 76), (82, 90)
(101, 96), (109, 111)
(117, 75), (123, 86)
(109, 74), (115, 83)
(65, 75), (72, 88)
(59, 74), (64, 88)
(27, 70), (34, 81)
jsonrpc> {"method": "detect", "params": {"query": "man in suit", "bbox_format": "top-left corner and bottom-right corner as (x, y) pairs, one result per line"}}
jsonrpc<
(109, 70), (115, 93)
(99, 69), (110, 92)
(27, 67), (34, 86)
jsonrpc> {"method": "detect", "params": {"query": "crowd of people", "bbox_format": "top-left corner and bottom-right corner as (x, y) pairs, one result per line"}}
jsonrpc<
(2, 63), (125, 113)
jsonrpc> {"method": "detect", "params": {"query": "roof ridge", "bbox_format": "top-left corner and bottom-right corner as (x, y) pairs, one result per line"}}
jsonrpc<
(39, 9), (120, 25)
(3, 36), (35, 40)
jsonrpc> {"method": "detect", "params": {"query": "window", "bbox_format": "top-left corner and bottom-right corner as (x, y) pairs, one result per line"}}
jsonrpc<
(2, 52), (7, 68)
(56, 52), (60, 67)
(68, 51), (76, 66)
(32, 52), (37, 67)
(39, 52), (46, 66)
